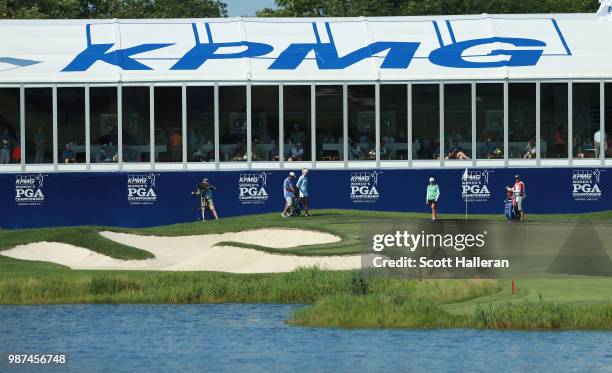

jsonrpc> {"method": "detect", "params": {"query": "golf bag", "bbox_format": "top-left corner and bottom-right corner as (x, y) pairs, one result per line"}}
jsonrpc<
(504, 199), (518, 221)
(504, 189), (519, 222)
(289, 195), (304, 217)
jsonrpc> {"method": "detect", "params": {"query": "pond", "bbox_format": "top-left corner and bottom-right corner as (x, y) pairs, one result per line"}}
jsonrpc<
(0, 304), (610, 372)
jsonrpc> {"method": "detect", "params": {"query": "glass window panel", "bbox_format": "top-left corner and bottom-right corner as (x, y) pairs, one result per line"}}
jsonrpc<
(540, 83), (568, 159)
(25, 88), (52, 164)
(0, 88), (21, 164)
(444, 84), (472, 160)
(316, 85), (343, 161)
(509, 83), (536, 159)
(412, 84), (439, 160)
(252, 85), (279, 162)
(219, 86), (246, 162)
(154, 86), (182, 162)
(284, 85), (311, 162)
(90, 87), (117, 163)
(605, 83), (611, 159)
(122, 86), (150, 163)
(380, 84), (407, 160)
(573, 83), (600, 159)
(476, 84), (504, 159)
(187, 86), (214, 162)
(348, 85), (375, 160)
(57, 87), (85, 164)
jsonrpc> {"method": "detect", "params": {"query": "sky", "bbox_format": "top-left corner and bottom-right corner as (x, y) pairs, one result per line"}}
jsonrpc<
(226, 0), (278, 17)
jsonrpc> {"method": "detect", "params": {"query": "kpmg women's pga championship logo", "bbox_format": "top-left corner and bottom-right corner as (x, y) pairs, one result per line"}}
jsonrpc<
(350, 171), (382, 203)
(14, 174), (46, 206)
(572, 169), (603, 201)
(238, 172), (270, 205)
(127, 173), (158, 205)
(461, 169), (491, 202)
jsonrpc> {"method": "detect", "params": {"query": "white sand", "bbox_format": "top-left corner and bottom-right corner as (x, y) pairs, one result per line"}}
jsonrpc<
(0, 228), (362, 273)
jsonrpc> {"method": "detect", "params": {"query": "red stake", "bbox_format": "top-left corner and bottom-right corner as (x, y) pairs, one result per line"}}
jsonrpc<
(511, 280), (516, 294)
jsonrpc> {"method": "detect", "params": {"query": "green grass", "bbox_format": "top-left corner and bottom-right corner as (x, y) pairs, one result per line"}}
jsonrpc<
(0, 227), (153, 260)
(2, 209), (611, 259)
(290, 277), (612, 329)
(473, 299), (612, 329)
(1, 209), (612, 329)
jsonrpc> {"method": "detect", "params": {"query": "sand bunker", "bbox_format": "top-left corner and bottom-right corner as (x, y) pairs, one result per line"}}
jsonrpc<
(0, 228), (361, 273)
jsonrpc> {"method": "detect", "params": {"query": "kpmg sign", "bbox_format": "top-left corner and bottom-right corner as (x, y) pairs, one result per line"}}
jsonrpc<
(61, 20), (561, 72)
(15, 174), (46, 206)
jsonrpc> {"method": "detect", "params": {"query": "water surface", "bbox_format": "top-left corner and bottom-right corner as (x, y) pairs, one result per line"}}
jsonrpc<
(0, 304), (610, 372)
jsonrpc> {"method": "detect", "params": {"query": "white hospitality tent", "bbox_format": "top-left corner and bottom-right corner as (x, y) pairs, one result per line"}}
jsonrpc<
(0, 13), (610, 173)
(0, 13), (611, 83)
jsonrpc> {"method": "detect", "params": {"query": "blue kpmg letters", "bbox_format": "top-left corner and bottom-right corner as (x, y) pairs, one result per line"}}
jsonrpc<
(63, 43), (174, 71)
(268, 41), (420, 70)
(428, 37), (547, 68)
(171, 42), (274, 70)
(62, 26), (549, 72)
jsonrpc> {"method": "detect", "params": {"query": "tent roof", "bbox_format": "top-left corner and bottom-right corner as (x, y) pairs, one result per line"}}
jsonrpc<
(0, 13), (610, 83)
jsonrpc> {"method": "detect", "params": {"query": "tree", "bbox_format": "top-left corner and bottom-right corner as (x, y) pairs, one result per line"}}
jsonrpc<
(256, 0), (599, 17)
(0, 0), (227, 19)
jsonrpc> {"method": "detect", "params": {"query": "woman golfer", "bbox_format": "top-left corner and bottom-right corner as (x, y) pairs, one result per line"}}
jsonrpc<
(426, 177), (440, 221)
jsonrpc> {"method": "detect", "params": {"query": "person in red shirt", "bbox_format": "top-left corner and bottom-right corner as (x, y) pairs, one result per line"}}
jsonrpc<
(507, 175), (526, 223)
(11, 135), (21, 164)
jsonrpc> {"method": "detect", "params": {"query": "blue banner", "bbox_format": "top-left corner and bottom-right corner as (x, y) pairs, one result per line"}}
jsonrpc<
(1, 167), (609, 229)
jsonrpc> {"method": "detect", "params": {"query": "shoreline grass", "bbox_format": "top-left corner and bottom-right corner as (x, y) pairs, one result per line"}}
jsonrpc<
(1, 262), (612, 330)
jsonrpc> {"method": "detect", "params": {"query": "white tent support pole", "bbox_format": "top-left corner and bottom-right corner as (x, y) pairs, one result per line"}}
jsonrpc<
(343, 84), (348, 167)
(246, 82), (252, 169)
(279, 83), (284, 169)
(536, 82), (541, 167)
(439, 82), (444, 168)
(375, 82), (380, 167)
(150, 84), (155, 168)
(52, 85), (58, 170)
(117, 84), (123, 170)
(311, 84), (316, 168)
(85, 85), (90, 169)
(182, 83), (187, 168)
(601, 80), (605, 166)
(407, 83), (412, 168)
(214, 83), (220, 169)
(471, 82), (476, 167)
(503, 81), (509, 167)
(568, 82), (573, 166)
(20, 85), (25, 171)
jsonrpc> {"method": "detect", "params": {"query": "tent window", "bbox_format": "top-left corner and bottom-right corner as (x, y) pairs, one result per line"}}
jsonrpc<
(0, 88), (21, 165)
(219, 86), (246, 162)
(187, 86), (214, 163)
(573, 83), (600, 159)
(25, 88), (53, 164)
(90, 87), (118, 163)
(412, 84), (440, 160)
(475, 84), (504, 160)
(122, 86), (150, 163)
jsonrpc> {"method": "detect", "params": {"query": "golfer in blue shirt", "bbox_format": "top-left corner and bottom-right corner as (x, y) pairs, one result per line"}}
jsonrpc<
(282, 171), (296, 218)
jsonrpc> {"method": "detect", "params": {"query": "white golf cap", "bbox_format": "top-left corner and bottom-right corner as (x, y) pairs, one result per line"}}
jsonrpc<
(289, 172), (296, 177)
(429, 177), (435, 182)
(302, 168), (309, 173)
